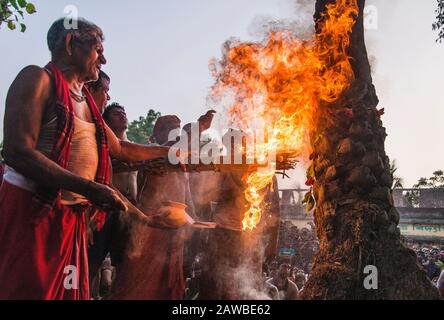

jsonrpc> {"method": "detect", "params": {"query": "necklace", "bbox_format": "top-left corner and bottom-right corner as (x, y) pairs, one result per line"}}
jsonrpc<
(69, 89), (86, 103)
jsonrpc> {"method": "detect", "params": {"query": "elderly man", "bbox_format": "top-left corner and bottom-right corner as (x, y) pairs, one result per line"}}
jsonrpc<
(0, 18), (183, 300)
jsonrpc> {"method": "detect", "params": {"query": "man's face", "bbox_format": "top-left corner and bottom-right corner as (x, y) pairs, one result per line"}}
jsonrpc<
(269, 266), (277, 277)
(91, 79), (110, 113)
(278, 265), (289, 279)
(108, 107), (128, 132)
(71, 35), (106, 82)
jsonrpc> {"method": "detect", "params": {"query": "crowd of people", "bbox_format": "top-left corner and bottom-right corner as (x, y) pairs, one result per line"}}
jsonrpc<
(276, 221), (319, 274)
(181, 220), (318, 300)
(406, 241), (444, 288)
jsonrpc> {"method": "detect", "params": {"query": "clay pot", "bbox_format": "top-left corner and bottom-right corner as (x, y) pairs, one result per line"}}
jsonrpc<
(161, 201), (188, 225)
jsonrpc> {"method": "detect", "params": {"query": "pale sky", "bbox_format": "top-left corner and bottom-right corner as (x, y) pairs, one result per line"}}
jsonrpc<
(0, 0), (443, 187)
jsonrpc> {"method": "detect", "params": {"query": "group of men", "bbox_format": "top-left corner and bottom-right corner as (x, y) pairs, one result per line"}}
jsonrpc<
(0, 17), (281, 300)
(413, 243), (444, 297)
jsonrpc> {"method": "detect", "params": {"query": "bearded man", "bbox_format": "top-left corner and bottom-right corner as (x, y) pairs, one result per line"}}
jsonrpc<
(0, 18), (183, 300)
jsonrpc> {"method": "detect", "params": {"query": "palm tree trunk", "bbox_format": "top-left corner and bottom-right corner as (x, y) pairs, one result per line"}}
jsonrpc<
(301, 0), (440, 299)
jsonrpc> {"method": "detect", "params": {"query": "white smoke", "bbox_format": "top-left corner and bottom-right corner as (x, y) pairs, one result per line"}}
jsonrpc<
(247, 0), (315, 41)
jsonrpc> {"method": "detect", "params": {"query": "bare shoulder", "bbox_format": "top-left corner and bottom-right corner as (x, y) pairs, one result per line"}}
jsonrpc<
(288, 279), (299, 292)
(13, 65), (51, 88)
(7, 65), (53, 108)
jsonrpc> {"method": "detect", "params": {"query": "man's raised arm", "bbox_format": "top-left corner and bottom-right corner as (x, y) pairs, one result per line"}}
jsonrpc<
(105, 122), (171, 162)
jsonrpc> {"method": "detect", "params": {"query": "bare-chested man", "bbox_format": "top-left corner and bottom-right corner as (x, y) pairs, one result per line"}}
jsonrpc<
(103, 103), (138, 204)
(266, 263), (299, 300)
(0, 18), (185, 300)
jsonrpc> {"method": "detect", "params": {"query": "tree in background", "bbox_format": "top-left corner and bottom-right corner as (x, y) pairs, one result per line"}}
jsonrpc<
(414, 170), (444, 188)
(0, 0), (36, 32)
(405, 170), (444, 207)
(433, 0), (444, 42)
(127, 109), (161, 144)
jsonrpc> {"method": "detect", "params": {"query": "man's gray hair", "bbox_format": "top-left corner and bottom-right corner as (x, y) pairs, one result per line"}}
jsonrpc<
(47, 18), (104, 57)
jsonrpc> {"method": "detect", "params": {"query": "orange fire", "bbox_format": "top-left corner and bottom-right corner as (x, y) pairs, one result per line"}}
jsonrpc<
(210, 0), (358, 230)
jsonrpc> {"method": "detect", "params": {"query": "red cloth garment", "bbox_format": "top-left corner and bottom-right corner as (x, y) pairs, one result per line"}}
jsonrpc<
(0, 182), (89, 299)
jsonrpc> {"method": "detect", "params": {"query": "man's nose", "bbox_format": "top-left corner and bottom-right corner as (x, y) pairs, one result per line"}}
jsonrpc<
(100, 55), (107, 65)
(107, 93), (110, 101)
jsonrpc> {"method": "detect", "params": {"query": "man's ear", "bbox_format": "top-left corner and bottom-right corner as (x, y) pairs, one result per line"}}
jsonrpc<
(65, 33), (73, 56)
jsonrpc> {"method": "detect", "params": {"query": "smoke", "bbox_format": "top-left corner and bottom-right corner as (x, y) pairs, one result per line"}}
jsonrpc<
(368, 54), (378, 75)
(189, 171), (223, 208)
(214, 232), (274, 300)
(247, 0), (315, 41)
(125, 220), (151, 259)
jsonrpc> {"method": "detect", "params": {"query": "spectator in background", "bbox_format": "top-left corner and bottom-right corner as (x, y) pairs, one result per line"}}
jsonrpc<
(268, 261), (279, 279)
(261, 272), (279, 300)
(266, 263), (299, 300)
(426, 255), (442, 280)
(436, 252), (444, 270)
(294, 269), (307, 292)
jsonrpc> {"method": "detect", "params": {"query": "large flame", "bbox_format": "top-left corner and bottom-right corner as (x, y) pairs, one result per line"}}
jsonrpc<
(210, 0), (358, 230)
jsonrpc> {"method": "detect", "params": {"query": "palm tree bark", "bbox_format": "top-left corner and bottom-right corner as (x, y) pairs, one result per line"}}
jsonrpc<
(301, 0), (441, 299)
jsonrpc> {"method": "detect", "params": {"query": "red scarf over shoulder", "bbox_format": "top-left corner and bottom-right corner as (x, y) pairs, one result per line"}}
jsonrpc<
(33, 62), (110, 227)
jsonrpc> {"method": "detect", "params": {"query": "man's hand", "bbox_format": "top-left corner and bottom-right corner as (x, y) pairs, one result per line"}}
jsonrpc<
(198, 110), (216, 132)
(86, 182), (128, 212)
